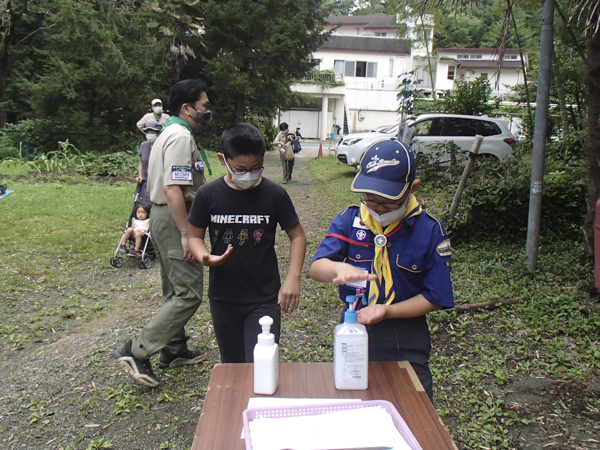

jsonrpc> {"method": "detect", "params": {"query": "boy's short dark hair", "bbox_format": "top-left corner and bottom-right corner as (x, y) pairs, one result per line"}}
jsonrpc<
(167, 79), (208, 116)
(279, 122), (289, 131)
(221, 123), (265, 160)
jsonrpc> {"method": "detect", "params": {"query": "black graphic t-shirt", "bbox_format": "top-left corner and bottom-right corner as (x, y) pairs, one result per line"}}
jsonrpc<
(188, 177), (299, 304)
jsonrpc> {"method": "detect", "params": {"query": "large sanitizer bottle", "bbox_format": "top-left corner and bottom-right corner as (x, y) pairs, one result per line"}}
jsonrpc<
(253, 316), (279, 395)
(334, 295), (369, 390)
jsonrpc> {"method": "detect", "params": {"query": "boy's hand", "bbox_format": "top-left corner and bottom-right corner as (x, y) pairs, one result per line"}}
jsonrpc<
(278, 277), (300, 313)
(199, 244), (233, 266)
(357, 304), (387, 325)
(332, 263), (377, 285)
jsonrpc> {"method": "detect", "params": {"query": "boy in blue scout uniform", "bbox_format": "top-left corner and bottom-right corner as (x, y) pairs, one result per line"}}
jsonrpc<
(310, 139), (454, 402)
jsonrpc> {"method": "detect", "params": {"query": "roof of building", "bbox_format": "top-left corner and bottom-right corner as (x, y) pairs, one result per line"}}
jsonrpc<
(325, 15), (401, 30)
(439, 47), (523, 54)
(318, 35), (410, 54)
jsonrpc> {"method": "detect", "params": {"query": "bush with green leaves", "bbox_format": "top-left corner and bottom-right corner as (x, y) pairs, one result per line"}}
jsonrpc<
(446, 137), (586, 241)
(76, 152), (138, 177)
(1, 119), (71, 158)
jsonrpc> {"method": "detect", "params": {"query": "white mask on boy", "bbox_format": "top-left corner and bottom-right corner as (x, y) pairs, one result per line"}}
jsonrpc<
(230, 171), (262, 189)
(365, 195), (413, 227)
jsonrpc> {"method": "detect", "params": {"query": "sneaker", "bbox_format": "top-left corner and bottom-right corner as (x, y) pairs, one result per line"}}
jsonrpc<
(113, 340), (160, 387)
(282, 180), (288, 184)
(119, 244), (127, 253)
(158, 347), (207, 369)
(127, 249), (140, 256)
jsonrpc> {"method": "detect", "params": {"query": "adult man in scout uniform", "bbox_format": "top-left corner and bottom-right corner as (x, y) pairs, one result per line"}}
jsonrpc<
(114, 79), (213, 387)
(136, 98), (171, 135)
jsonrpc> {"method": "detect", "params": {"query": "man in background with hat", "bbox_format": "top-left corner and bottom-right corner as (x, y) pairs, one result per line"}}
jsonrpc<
(310, 138), (454, 402)
(136, 98), (171, 135)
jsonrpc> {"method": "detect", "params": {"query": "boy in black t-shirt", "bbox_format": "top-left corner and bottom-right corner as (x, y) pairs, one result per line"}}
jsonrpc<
(187, 123), (307, 363)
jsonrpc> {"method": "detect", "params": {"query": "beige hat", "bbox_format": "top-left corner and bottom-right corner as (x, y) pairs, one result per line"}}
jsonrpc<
(151, 98), (162, 106)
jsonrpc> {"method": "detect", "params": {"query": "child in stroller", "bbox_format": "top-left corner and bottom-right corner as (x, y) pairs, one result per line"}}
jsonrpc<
(119, 204), (150, 256)
(110, 185), (155, 269)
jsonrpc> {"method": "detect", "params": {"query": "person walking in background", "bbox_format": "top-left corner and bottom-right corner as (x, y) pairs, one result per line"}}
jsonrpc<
(114, 79), (213, 387)
(295, 127), (303, 139)
(136, 120), (162, 206)
(136, 98), (171, 135)
(273, 122), (296, 184)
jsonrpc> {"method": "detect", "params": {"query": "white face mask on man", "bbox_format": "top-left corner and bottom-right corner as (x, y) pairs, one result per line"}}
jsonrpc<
(365, 194), (413, 227)
(145, 133), (158, 143)
(153, 106), (163, 114)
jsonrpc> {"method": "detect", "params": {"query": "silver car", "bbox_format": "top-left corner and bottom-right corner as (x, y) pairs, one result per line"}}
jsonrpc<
(402, 114), (516, 161)
(335, 124), (400, 167)
(335, 114), (516, 167)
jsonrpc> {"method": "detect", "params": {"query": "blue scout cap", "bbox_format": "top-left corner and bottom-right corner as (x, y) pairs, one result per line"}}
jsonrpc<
(351, 139), (416, 200)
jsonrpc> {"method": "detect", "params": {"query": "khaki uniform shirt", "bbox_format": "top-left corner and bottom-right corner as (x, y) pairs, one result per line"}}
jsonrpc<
(147, 123), (206, 205)
(136, 112), (171, 130)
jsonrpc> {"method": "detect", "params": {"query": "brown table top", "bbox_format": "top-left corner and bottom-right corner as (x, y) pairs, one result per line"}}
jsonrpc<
(192, 361), (457, 450)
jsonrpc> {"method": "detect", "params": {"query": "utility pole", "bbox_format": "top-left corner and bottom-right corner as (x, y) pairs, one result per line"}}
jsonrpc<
(526, 0), (555, 271)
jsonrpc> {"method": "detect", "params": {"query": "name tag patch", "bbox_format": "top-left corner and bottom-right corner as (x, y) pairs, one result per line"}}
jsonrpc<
(352, 217), (368, 229)
(437, 239), (452, 257)
(171, 165), (192, 181)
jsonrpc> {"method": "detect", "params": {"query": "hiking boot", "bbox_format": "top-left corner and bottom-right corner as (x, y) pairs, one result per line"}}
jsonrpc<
(158, 347), (207, 369)
(113, 340), (160, 387)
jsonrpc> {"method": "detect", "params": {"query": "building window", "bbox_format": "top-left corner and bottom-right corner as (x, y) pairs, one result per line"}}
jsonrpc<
(374, 32), (387, 37)
(448, 66), (455, 80)
(504, 54), (518, 60)
(335, 60), (377, 78)
(367, 62), (377, 78)
(457, 54), (468, 59)
(472, 54), (482, 59)
(481, 73), (488, 78)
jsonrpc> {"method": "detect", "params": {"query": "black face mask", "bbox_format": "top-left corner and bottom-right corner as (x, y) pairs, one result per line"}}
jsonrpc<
(190, 108), (213, 129)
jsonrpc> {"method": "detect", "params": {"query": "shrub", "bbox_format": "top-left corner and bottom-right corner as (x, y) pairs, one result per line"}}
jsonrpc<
(445, 140), (586, 241)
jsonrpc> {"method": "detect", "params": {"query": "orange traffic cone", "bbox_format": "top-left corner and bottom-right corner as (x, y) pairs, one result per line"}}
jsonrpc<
(317, 143), (323, 158)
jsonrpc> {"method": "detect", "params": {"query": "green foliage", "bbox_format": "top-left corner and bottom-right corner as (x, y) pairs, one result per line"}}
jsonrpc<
(76, 152), (138, 177)
(441, 77), (496, 116)
(198, 0), (330, 124)
(1, 119), (70, 158)
(444, 141), (586, 241)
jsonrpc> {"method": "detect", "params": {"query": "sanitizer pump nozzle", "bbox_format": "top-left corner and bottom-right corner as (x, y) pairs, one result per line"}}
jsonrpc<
(344, 294), (366, 323)
(257, 316), (275, 347)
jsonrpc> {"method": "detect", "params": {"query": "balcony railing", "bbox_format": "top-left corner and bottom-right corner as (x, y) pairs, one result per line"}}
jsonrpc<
(300, 72), (344, 85)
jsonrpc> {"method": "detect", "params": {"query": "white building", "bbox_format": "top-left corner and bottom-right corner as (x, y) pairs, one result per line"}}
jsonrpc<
(277, 15), (528, 139)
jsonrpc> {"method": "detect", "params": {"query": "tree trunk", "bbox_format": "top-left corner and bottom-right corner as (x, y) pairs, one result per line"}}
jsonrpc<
(551, 45), (570, 138)
(583, 32), (600, 257)
(509, 2), (533, 131)
(233, 94), (245, 124)
(419, 14), (437, 101)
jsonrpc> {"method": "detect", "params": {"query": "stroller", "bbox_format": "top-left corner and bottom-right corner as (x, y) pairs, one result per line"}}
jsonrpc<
(109, 184), (155, 269)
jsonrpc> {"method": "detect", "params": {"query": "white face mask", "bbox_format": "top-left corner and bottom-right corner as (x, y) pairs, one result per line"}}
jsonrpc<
(230, 171), (262, 189)
(153, 106), (163, 114)
(365, 194), (413, 227)
(145, 133), (158, 143)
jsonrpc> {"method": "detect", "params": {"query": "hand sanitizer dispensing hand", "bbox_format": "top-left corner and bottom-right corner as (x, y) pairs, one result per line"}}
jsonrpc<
(334, 294), (368, 390)
(253, 315), (279, 395)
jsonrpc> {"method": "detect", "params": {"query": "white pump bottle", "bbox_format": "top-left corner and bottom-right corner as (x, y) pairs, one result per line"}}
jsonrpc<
(334, 295), (369, 390)
(253, 315), (279, 395)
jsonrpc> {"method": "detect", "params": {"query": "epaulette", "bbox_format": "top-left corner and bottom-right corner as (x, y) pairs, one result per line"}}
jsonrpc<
(340, 204), (360, 216)
(426, 210), (447, 236)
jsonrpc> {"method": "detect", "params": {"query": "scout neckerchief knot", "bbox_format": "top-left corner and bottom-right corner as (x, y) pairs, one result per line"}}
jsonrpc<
(359, 196), (421, 306)
(161, 116), (213, 175)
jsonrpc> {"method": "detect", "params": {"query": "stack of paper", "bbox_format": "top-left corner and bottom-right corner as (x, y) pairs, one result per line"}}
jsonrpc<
(247, 405), (411, 450)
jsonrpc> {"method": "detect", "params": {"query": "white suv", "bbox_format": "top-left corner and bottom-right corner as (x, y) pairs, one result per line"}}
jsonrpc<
(335, 114), (515, 168)
(402, 114), (515, 160)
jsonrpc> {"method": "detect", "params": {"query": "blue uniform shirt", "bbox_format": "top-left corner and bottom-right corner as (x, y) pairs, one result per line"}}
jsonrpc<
(312, 204), (454, 309)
